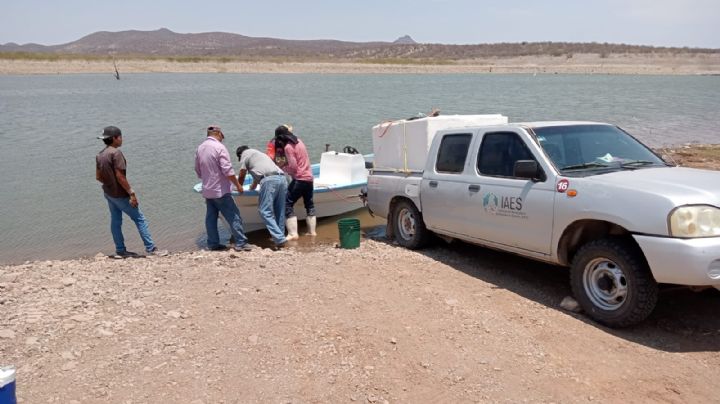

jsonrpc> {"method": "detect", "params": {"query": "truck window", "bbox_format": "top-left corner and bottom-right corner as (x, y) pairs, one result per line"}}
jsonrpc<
(435, 133), (472, 173)
(478, 132), (535, 177)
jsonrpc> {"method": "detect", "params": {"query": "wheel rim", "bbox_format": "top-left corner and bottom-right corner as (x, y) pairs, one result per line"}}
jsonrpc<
(582, 257), (628, 311)
(397, 207), (416, 240)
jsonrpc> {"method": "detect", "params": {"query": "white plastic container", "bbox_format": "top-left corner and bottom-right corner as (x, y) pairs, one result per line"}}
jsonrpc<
(0, 366), (16, 404)
(371, 114), (508, 172)
(316, 151), (367, 185)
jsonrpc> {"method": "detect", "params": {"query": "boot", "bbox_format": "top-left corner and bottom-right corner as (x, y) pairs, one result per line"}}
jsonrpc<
(286, 216), (299, 240)
(306, 216), (317, 236)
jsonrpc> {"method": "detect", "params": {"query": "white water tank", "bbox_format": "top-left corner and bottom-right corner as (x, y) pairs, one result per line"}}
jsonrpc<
(371, 114), (508, 172)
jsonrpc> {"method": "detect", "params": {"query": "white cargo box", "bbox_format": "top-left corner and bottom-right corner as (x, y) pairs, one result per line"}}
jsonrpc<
(316, 151), (367, 186)
(371, 114), (508, 172)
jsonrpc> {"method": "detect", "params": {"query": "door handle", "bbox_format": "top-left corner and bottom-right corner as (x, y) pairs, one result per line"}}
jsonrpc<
(468, 184), (481, 192)
(428, 181), (438, 188)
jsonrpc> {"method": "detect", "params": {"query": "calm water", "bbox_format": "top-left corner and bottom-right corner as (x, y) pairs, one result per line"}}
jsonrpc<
(1, 73), (718, 263)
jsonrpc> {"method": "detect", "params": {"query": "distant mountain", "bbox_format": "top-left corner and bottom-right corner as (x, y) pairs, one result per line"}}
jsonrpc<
(393, 35), (417, 45)
(1, 28), (717, 59)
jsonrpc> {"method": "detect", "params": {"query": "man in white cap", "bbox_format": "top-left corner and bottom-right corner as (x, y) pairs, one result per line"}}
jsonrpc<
(95, 125), (168, 258)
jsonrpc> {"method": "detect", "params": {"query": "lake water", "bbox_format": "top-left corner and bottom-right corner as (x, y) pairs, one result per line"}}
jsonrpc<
(1, 73), (718, 263)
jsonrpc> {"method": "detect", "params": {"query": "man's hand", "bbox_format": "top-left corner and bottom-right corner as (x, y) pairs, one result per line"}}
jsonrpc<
(249, 181), (258, 191)
(129, 194), (138, 208)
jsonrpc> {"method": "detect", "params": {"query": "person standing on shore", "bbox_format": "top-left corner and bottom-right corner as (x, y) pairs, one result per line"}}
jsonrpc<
(275, 124), (316, 239)
(95, 126), (168, 258)
(236, 146), (288, 249)
(195, 125), (253, 252)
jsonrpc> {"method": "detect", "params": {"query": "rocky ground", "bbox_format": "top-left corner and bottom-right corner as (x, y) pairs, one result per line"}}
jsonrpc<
(1, 146), (719, 403)
(2, 240), (719, 403)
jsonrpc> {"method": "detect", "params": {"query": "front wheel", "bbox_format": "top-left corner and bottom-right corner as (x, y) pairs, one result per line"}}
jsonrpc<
(570, 238), (658, 328)
(393, 200), (431, 250)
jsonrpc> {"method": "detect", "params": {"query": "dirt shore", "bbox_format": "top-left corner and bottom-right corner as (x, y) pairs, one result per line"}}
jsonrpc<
(1, 146), (719, 403)
(2, 240), (719, 403)
(2, 53), (720, 75)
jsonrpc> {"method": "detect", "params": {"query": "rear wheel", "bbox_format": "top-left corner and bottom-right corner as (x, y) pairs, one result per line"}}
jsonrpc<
(570, 238), (658, 327)
(393, 200), (431, 249)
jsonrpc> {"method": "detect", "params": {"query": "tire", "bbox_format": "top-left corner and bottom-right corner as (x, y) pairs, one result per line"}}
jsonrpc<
(393, 200), (431, 250)
(570, 238), (658, 328)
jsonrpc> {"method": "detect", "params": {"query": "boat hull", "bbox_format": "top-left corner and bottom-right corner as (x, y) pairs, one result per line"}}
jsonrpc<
(234, 182), (366, 232)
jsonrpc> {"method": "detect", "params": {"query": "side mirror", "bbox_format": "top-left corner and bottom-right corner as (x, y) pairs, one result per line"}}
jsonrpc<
(514, 160), (544, 181)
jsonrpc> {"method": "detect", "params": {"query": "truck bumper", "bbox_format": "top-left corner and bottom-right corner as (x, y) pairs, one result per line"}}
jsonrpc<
(633, 235), (720, 286)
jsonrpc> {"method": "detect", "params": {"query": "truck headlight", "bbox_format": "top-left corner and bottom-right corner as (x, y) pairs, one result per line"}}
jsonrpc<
(669, 205), (720, 238)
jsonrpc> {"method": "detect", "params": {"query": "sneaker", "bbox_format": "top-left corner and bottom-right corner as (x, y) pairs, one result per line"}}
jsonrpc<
(234, 244), (254, 252)
(271, 240), (288, 251)
(148, 248), (169, 257)
(209, 245), (229, 251)
(113, 250), (140, 259)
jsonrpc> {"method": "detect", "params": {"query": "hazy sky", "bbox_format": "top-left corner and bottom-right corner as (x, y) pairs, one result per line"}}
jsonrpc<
(2, 0), (719, 48)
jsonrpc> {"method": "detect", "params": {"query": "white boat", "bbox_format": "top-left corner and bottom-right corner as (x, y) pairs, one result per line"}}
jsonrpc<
(194, 151), (371, 232)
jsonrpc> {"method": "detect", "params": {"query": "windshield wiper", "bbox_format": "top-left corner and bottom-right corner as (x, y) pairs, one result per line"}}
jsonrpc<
(620, 160), (657, 168)
(560, 162), (611, 170)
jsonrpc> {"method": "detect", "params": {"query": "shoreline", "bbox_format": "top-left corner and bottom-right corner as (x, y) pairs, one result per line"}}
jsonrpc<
(0, 144), (717, 266)
(2, 53), (720, 75)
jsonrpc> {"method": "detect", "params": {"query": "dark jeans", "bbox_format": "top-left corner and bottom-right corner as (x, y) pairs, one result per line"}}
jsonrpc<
(286, 179), (315, 217)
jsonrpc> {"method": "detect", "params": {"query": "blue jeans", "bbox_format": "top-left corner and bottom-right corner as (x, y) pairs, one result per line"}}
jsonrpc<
(104, 194), (156, 253)
(286, 179), (315, 218)
(205, 193), (248, 249)
(258, 175), (288, 245)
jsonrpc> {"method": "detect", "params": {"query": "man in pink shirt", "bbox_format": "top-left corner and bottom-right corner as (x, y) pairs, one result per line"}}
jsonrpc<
(195, 125), (252, 252)
(275, 124), (316, 239)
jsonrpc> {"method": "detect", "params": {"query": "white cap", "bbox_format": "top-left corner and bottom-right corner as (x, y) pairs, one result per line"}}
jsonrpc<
(0, 366), (15, 388)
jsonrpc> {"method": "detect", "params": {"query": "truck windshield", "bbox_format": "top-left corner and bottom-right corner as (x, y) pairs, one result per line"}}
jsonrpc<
(532, 124), (667, 176)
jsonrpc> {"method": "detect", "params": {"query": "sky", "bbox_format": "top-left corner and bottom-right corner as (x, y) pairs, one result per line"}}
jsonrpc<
(2, 0), (719, 48)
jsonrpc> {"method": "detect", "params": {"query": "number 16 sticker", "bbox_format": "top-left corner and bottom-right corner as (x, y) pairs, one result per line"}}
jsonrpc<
(556, 179), (569, 193)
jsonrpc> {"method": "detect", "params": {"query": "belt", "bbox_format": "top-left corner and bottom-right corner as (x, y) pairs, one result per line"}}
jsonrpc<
(260, 172), (283, 181)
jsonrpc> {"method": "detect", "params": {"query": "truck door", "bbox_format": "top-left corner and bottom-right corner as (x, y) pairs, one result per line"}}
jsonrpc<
(465, 131), (556, 255)
(420, 132), (474, 233)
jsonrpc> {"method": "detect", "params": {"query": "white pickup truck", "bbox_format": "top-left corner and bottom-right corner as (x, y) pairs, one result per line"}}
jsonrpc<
(367, 115), (720, 327)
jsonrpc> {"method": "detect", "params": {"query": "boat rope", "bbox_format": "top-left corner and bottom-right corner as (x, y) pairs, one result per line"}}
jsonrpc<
(315, 184), (363, 202)
(377, 120), (396, 138)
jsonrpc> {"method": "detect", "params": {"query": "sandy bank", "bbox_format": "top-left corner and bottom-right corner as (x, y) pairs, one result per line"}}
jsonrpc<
(2, 53), (720, 75)
(1, 240), (719, 403)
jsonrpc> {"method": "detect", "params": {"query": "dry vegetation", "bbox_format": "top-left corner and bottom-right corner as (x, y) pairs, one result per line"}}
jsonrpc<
(3, 30), (719, 74)
(657, 144), (720, 171)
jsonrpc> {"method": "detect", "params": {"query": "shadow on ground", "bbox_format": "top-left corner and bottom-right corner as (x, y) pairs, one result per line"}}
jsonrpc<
(371, 233), (720, 353)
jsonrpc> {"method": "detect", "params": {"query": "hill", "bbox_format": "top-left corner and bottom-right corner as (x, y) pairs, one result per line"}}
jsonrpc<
(1, 28), (717, 61)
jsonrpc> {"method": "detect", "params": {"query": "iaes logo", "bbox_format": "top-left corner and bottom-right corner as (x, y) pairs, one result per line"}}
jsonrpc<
(483, 192), (499, 213)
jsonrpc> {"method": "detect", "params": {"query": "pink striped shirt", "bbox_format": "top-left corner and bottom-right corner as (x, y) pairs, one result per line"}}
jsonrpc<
(195, 137), (236, 199)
